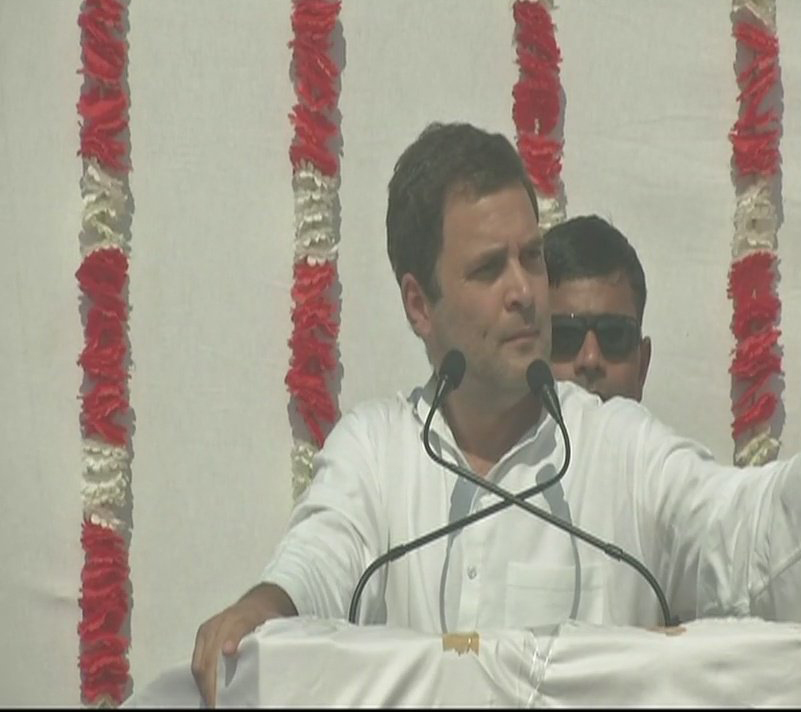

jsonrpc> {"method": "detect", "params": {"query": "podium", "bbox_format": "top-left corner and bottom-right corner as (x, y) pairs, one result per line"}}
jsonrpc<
(127, 616), (801, 707)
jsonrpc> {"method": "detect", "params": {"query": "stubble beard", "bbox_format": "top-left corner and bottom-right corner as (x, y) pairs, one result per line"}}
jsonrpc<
(465, 349), (531, 406)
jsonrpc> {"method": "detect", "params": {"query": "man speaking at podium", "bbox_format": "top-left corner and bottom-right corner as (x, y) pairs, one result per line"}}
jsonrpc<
(191, 122), (801, 707)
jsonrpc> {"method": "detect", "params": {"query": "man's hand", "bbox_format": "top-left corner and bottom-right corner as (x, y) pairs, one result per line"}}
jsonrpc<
(191, 583), (297, 708)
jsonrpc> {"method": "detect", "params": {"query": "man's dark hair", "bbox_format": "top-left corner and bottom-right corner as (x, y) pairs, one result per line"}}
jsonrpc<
(544, 215), (647, 325)
(387, 122), (539, 301)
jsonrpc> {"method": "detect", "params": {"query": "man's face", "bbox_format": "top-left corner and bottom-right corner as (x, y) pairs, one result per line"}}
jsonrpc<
(402, 183), (549, 402)
(548, 272), (651, 402)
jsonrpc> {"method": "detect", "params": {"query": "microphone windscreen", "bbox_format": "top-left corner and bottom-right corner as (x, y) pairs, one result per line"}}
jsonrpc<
(526, 359), (554, 395)
(439, 349), (466, 390)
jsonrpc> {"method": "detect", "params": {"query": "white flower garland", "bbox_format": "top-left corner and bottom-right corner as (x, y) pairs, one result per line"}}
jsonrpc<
(293, 162), (340, 264)
(80, 159), (130, 256)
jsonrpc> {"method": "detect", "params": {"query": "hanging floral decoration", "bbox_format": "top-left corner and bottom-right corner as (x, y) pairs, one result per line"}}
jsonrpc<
(285, 0), (343, 499)
(76, 0), (134, 705)
(512, 0), (566, 231)
(728, 0), (783, 466)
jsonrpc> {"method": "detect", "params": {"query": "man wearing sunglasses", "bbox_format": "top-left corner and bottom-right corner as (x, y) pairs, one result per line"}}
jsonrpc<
(544, 215), (651, 402)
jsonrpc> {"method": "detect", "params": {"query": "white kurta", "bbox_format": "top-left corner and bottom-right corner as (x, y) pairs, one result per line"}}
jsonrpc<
(262, 379), (801, 631)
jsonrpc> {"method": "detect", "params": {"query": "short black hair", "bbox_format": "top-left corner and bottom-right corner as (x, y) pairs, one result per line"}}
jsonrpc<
(544, 215), (647, 324)
(387, 122), (539, 301)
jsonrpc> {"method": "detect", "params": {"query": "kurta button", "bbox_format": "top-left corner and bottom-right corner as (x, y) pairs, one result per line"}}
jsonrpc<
(467, 565), (477, 579)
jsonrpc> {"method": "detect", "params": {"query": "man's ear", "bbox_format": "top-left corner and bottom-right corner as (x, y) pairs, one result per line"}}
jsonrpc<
(400, 273), (433, 339)
(637, 336), (652, 398)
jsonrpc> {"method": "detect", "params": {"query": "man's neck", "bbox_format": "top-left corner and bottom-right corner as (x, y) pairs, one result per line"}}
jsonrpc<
(442, 388), (542, 477)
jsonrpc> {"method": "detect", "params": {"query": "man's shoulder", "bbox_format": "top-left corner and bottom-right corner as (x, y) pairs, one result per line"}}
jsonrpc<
(335, 390), (420, 437)
(317, 390), (424, 469)
(556, 379), (653, 430)
(555, 380), (707, 465)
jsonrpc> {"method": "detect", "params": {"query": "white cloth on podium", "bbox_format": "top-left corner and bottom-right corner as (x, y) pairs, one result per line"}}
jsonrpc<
(125, 615), (801, 707)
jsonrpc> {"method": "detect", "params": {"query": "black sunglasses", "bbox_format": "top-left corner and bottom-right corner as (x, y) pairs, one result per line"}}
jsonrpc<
(551, 313), (641, 362)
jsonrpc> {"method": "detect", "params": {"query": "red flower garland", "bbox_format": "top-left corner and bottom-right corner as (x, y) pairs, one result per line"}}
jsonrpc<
(77, 249), (130, 446)
(512, 1), (564, 200)
(286, 261), (340, 447)
(730, 21), (780, 177)
(288, 2), (341, 178)
(78, 521), (130, 703)
(285, 0), (342, 455)
(78, 0), (129, 172)
(728, 10), (783, 453)
(76, 0), (132, 704)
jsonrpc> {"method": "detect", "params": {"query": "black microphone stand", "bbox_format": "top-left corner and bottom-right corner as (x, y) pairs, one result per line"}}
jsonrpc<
(348, 370), (676, 627)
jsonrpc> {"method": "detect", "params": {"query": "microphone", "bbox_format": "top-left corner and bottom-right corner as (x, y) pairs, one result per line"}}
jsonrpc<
(347, 351), (676, 627)
(434, 349), (467, 401)
(527, 358), (563, 427)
